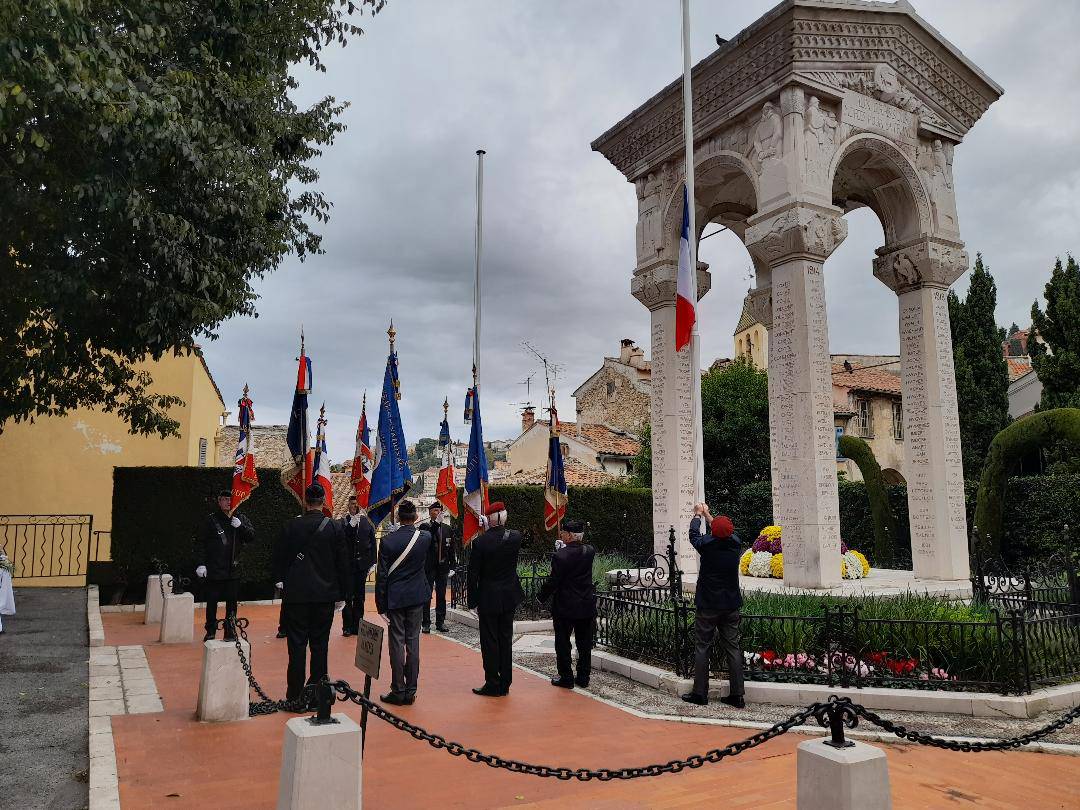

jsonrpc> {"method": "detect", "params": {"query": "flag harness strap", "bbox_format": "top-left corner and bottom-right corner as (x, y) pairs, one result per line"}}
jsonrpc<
(388, 530), (421, 576)
(294, 517), (331, 564)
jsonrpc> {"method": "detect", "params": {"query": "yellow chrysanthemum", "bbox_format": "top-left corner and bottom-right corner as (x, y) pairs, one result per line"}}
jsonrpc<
(852, 550), (870, 576)
(841, 558), (848, 578)
(769, 552), (784, 578)
(739, 549), (753, 575)
(760, 525), (782, 541)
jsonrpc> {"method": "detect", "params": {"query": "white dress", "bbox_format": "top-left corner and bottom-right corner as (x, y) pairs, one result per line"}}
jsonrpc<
(0, 566), (14, 632)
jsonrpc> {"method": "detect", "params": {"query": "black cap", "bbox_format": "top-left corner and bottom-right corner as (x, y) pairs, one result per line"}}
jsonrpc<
(428, 501), (443, 510)
(217, 489), (232, 499)
(562, 518), (585, 534)
(304, 483), (326, 503)
(398, 500), (417, 520)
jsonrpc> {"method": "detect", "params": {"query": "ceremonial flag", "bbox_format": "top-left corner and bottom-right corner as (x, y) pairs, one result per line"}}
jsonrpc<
(313, 405), (334, 517)
(282, 341), (314, 507)
(229, 386), (259, 515)
(462, 385), (489, 544)
(435, 401), (459, 517)
(368, 338), (412, 527)
(543, 408), (567, 531)
(350, 393), (373, 509)
(675, 185), (695, 351)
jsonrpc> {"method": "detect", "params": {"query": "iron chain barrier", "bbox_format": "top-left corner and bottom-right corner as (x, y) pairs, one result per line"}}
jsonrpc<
(221, 617), (314, 716)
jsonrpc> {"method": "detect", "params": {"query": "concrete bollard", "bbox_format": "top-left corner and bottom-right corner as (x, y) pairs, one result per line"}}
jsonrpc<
(197, 640), (250, 722)
(144, 574), (173, 624)
(277, 714), (362, 810)
(796, 738), (891, 810)
(158, 592), (195, 644)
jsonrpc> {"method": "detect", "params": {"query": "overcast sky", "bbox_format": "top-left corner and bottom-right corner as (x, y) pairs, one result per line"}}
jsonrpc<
(200, 0), (1080, 461)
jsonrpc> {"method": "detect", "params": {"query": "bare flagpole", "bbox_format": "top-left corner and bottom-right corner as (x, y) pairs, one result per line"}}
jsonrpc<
(474, 149), (486, 391)
(681, 0), (706, 506)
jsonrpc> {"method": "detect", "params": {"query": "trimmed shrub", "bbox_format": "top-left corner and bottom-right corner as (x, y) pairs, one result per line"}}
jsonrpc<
(838, 434), (898, 565)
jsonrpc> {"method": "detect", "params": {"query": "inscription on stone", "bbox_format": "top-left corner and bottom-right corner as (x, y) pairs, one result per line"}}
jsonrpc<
(842, 91), (917, 151)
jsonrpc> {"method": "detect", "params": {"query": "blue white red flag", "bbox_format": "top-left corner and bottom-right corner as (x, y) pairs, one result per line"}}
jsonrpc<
(282, 346), (314, 507)
(462, 385), (488, 544)
(435, 408), (459, 517)
(675, 185), (695, 351)
(350, 394), (373, 509)
(543, 408), (567, 531)
(368, 349), (412, 527)
(229, 388), (259, 514)
(313, 405), (334, 517)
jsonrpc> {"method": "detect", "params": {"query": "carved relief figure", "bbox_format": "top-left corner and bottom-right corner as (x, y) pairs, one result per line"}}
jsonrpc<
(750, 102), (783, 173)
(918, 138), (956, 230)
(873, 65), (921, 113)
(804, 96), (839, 189)
(892, 251), (921, 287)
(635, 172), (663, 261)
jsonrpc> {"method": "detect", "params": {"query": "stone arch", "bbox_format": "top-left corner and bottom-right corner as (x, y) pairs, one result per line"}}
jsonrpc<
(829, 134), (934, 245)
(881, 467), (906, 486)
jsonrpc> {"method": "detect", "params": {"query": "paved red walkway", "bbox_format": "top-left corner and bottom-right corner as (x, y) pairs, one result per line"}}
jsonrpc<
(104, 602), (1080, 808)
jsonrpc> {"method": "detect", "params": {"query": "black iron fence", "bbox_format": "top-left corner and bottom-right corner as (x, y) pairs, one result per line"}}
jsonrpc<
(0, 514), (94, 579)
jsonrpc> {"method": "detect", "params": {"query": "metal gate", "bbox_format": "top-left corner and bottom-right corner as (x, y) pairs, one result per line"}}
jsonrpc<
(1, 515), (94, 583)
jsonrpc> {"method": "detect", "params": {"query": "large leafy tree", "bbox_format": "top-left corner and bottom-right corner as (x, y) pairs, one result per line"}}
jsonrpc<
(1031, 255), (1080, 409)
(1, 0), (385, 437)
(948, 254), (1010, 478)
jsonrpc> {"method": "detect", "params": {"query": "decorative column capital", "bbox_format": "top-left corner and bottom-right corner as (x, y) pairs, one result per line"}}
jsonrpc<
(873, 237), (968, 293)
(631, 260), (712, 312)
(743, 205), (847, 266)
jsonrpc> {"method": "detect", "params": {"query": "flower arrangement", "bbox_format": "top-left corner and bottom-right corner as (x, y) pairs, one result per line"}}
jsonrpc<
(0, 552), (12, 576)
(745, 648), (956, 682)
(740, 526), (871, 580)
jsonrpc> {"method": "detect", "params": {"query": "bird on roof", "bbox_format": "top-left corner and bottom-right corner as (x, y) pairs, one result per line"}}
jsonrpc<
(843, 360), (854, 374)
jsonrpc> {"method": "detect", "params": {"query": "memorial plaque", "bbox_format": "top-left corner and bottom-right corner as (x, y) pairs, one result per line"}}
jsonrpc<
(353, 621), (383, 679)
(841, 91), (918, 151)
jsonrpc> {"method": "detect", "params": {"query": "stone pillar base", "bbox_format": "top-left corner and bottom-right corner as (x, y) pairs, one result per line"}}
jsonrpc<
(796, 738), (891, 810)
(197, 640), (250, 722)
(144, 575), (172, 624)
(159, 592), (194, 644)
(277, 714), (362, 810)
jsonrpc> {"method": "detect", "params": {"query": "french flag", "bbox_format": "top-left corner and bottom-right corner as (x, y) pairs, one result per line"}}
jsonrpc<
(350, 395), (373, 509)
(675, 185), (695, 352)
(313, 406), (334, 517)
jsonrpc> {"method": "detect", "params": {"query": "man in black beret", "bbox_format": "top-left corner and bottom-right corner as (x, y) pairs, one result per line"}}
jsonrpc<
(538, 518), (596, 689)
(195, 489), (255, 641)
(272, 483), (352, 708)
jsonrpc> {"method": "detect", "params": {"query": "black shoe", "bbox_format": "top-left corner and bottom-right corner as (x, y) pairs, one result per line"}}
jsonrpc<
(404, 694), (416, 705)
(435, 624), (448, 632)
(342, 630), (353, 637)
(380, 692), (408, 705)
(681, 692), (708, 706)
(575, 676), (590, 688)
(275, 630), (287, 639)
(203, 630), (216, 641)
(720, 695), (745, 709)
(422, 625), (431, 634)
(472, 685), (503, 697)
(550, 677), (575, 689)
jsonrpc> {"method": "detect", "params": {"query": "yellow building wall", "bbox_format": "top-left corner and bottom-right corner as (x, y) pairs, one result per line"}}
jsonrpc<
(0, 351), (225, 584)
(734, 324), (769, 369)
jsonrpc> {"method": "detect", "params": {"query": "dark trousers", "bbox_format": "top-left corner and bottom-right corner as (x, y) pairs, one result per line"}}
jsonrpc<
(342, 570), (367, 634)
(204, 578), (239, 635)
(423, 568), (449, 628)
(478, 609), (515, 692)
(553, 616), (594, 684)
(283, 601), (335, 702)
(692, 608), (744, 699)
(387, 604), (423, 697)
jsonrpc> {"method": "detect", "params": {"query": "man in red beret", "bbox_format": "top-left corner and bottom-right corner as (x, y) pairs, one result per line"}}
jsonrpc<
(466, 501), (525, 696)
(682, 503), (745, 709)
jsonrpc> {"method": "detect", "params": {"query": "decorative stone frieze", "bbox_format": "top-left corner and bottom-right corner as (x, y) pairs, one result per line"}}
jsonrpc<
(631, 261), (712, 312)
(744, 206), (848, 265)
(873, 237), (967, 292)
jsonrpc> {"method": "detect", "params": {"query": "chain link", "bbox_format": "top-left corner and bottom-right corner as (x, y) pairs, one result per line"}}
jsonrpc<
(222, 617), (310, 716)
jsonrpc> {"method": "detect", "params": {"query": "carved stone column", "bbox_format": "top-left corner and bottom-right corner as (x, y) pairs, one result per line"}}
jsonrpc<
(632, 260), (711, 576)
(874, 237), (970, 580)
(745, 204), (848, 588)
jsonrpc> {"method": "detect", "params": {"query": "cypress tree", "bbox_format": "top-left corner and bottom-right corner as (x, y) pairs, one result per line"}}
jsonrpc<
(1031, 255), (1080, 409)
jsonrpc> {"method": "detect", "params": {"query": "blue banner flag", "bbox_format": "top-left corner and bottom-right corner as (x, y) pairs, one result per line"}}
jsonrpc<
(462, 385), (488, 544)
(368, 350), (413, 527)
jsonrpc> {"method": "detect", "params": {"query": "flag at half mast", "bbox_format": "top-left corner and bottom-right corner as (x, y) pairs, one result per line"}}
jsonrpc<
(435, 398), (460, 517)
(543, 404), (567, 530)
(229, 385), (259, 515)
(368, 324), (412, 528)
(282, 335), (314, 507)
(350, 393), (373, 509)
(674, 185), (695, 351)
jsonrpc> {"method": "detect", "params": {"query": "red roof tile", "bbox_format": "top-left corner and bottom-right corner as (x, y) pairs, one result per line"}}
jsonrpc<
(1006, 356), (1033, 382)
(499, 457), (620, 487)
(832, 364), (902, 396)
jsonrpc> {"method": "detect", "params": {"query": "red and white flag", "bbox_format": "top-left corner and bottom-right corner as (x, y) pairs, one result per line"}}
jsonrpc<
(313, 405), (334, 517)
(675, 185), (695, 352)
(229, 387), (258, 514)
(350, 394), (373, 509)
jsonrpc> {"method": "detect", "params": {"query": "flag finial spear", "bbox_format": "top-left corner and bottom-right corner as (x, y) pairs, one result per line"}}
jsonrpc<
(387, 320), (396, 349)
(361, 390), (366, 411)
(443, 397), (449, 416)
(300, 325), (305, 355)
(242, 382), (249, 397)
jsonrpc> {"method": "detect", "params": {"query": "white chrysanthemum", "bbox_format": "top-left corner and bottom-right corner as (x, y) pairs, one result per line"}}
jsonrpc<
(843, 551), (865, 579)
(748, 551), (774, 578)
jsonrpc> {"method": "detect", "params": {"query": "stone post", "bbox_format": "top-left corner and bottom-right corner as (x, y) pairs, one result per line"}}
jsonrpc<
(796, 738), (892, 810)
(745, 205), (847, 588)
(144, 574), (172, 624)
(277, 714), (363, 810)
(874, 237), (969, 580)
(159, 592), (195, 644)
(632, 258), (711, 576)
(197, 640), (251, 722)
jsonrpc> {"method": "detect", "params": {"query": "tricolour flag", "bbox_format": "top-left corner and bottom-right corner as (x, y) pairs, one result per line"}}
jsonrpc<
(675, 185), (695, 352)
(368, 348), (412, 527)
(282, 346), (314, 508)
(313, 405), (333, 517)
(462, 385), (488, 544)
(350, 394), (373, 509)
(229, 388), (259, 514)
(435, 409), (459, 517)
(543, 408), (567, 531)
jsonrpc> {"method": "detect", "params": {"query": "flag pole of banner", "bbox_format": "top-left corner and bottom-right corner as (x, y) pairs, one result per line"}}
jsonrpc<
(368, 323), (413, 528)
(435, 397), (460, 517)
(543, 397), (567, 531)
(313, 403), (334, 517)
(463, 148), (488, 544)
(229, 384), (259, 515)
(350, 391), (373, 509)
(282, 330), (314, 508)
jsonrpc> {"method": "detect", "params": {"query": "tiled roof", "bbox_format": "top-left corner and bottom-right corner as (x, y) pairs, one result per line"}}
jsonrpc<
(576, 424), (641, 457)
(733, 293), (760, 334)
(330, 472), (353, 518)
(498, 457), (621, 487)
(1006, 356), (1033, 382)
(832, 364), (902, 396)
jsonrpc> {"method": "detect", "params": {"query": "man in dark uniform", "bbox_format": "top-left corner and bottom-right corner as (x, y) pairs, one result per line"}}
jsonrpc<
(374, 499), (432, 705)
(467, 501), (524, 697)
(682, 504), (745, 708)
(421, 501), (455, 634)
(341, 495), (376, 637)
(195, 489), (255, 641)
(538, 518), (596, 689)
(272, 483), (352, 708)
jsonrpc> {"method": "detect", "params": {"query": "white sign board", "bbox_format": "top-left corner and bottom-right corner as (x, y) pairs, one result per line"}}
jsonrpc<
(353, 620), (383, 679)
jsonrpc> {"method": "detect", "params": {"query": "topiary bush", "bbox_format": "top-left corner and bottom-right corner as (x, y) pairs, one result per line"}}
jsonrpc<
(838, 434), (899, 566)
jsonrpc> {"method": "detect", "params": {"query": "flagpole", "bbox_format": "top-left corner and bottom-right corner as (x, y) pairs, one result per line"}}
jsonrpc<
(681, 0), (705, 506)
(474, 149), (485, 391)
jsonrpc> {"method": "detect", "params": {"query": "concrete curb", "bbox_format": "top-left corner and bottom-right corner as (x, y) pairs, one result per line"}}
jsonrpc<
(101, 597), (281, 613)
(87, 585), (105, 647)
(446, 606), (552, 635)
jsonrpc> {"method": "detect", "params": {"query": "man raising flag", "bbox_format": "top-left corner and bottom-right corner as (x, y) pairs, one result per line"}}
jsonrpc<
(368, 324), (413, 528)
(435, 398), (459, 517)
(282, 333), (314, 508)
(350, 393), (373, 509)
(229, 385), (259, 514)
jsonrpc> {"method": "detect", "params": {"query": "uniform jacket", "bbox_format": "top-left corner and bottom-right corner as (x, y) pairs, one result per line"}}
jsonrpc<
(466, 527), (525, 614)
(273, 510), (352, 603)
(537, 542), (597, 620)
(375, 524), (432, 613)
(688, 517), (743, 612)
(342, 512), (377, 576)
(420, 519), (456, 580)
(196, 511), (255, 581)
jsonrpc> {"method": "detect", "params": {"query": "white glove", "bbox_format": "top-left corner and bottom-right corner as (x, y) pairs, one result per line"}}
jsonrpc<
(230, 516), (241, 528)
(275, 581), (284, 590)
(448, 569), (455, 578)
(195, 565), (207, 578)
(334, 601), (345, 613)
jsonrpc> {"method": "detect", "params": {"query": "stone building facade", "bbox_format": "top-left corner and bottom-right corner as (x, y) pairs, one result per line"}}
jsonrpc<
(571, 339), (651, 435)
